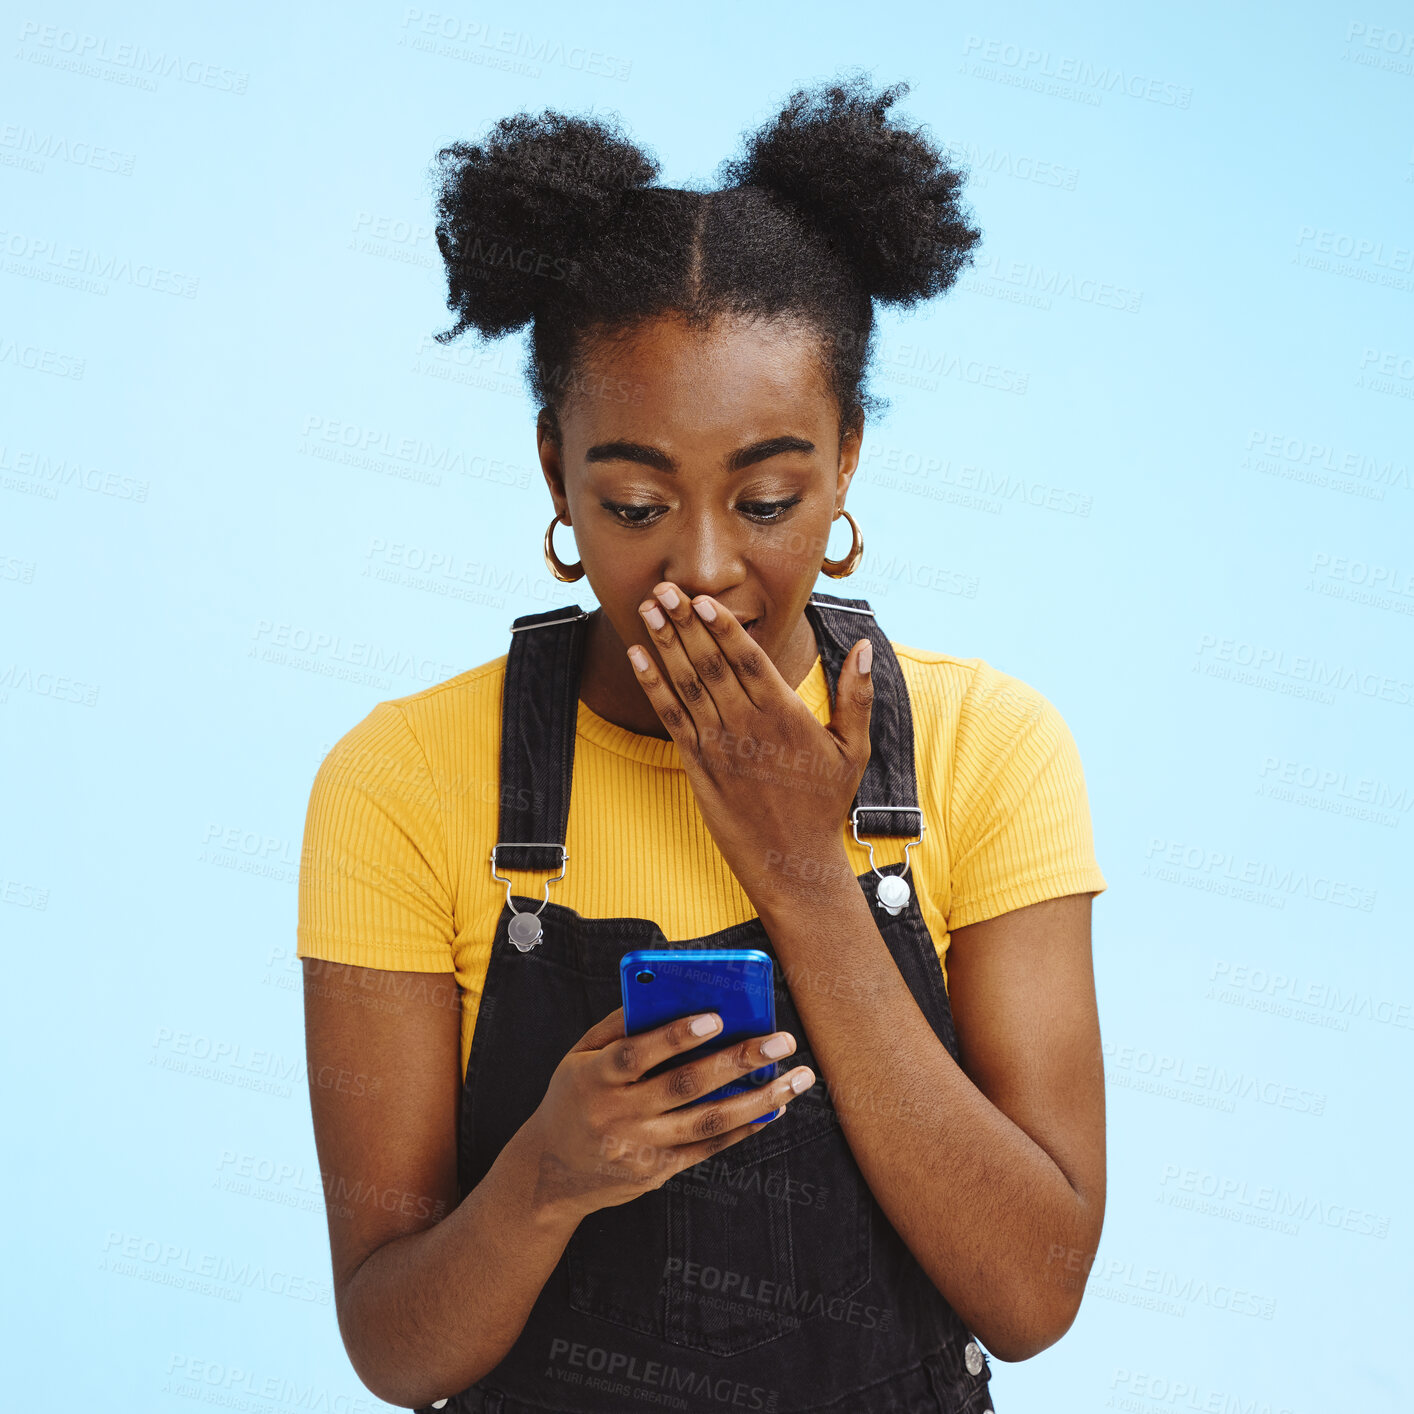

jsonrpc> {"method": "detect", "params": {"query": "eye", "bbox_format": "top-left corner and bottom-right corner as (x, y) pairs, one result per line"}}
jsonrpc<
(738, 495), (803, 524)
(601, 500), (666, 527)
(601, 496), (803, 528)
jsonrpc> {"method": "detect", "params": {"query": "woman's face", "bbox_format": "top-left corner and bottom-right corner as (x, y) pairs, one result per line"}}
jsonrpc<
(537, 312), (862, 681)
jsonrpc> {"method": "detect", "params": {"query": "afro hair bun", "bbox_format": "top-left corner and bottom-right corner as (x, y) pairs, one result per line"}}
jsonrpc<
(717, 71), (981, 305)
(431, 110), (658, 343)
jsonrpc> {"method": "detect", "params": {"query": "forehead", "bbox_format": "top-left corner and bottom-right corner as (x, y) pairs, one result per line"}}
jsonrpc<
(565, 313), (833, 442)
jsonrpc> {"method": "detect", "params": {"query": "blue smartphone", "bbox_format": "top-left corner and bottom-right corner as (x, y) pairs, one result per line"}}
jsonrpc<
(620, 948), (779, 1124)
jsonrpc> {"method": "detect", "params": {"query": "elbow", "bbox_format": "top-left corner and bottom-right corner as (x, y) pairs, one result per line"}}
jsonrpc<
(961, 1253), (1091, 1364)
(337, 1309), (414, 1409)
(978, 1190), (1104, 1361)
(343, 1335), (485, 1412)
(337, 1283), (490, 1411)
(972, 1294), (1081, 1363)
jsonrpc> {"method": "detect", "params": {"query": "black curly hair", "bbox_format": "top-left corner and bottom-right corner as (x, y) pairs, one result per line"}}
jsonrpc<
(429, 70), (982, 440)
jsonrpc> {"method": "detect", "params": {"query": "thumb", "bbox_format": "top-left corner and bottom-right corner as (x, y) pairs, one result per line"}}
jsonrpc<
(829, 637), (874, 757)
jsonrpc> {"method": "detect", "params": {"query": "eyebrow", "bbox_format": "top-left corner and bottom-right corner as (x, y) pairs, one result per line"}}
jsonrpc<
(584, 435), (816, 474)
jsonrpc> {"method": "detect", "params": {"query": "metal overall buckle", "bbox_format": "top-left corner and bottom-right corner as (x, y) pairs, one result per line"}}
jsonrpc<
(851, 806), (925, 916)
(489, 843), (567, 951)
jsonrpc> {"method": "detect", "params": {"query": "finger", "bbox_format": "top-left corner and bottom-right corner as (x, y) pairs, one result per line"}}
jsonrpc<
(653, 1063), (816, 1156)
(627, 637), (699, 753)
(826, 636), (875, 761)
(685, 593), (780, 711)
(593, 1008), (723, 1085)
(647, 1029), (796, 1114)
(652, 582), (756, 720)
(593, 1086), (803, 1195)
(635, 586), (725, 740)
(669, 1111), (787, 1172)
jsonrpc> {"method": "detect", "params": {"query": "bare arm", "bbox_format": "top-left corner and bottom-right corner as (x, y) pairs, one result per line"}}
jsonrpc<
(302, 957), (815, 1407)
(302, 958), (581, 1408)
(758, 886), (1106, 1362)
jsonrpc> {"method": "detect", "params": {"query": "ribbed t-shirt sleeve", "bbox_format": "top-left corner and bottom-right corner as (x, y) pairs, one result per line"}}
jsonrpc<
(297, 701), (456, 972)
(946, 667), (1107, 930)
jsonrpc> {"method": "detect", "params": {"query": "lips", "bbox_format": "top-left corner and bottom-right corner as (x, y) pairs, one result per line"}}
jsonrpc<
(741, 617), (762, 640)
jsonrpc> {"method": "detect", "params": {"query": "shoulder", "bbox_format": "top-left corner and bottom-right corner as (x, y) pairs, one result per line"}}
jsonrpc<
(313, 653), (509, 791)
(888, 641), (1057, 739)
(886, 641), (1087, 821)
(387, 653), (509, 720)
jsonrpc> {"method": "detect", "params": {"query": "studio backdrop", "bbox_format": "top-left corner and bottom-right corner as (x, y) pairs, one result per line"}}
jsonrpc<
(5, 3), (1410, 1411)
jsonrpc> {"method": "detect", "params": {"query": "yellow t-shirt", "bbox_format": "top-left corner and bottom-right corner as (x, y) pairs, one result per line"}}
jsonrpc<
(297, 642), (1107, 1084)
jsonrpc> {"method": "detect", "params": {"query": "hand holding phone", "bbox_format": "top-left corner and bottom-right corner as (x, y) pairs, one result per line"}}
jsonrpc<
(520, 950), (815, 1224)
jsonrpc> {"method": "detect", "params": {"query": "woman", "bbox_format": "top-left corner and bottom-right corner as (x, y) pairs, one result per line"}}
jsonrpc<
(298, 74), (1108, 1414)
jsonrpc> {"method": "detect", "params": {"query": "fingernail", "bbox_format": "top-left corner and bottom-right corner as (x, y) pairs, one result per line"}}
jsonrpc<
(789, 1068), (814, 1094)
(656, 586), (680, 609)
(642, 604), (665, 630)
(858, 640), (872, 675)
(628, 646), (650, 672)
(690, 1013), (720, 1036)
(692, 597), (717, 622)
(761, 1034), (792, 1058)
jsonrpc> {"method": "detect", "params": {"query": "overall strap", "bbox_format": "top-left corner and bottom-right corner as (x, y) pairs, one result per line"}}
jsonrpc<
(492, 604), (591, 872)
(492, 595), (924, 874)
(805, 591), (924, 839)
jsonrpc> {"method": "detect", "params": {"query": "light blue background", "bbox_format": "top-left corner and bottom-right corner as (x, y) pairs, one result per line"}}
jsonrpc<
(4, 2), (1411, 1409)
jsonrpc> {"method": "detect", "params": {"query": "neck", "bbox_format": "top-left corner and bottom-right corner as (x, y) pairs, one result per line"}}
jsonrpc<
(577, 605), (821, 740)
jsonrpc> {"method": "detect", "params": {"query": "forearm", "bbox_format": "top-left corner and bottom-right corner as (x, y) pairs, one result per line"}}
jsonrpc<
(339, 1123), (581, 1408)
(757, 873), (1098, 1360)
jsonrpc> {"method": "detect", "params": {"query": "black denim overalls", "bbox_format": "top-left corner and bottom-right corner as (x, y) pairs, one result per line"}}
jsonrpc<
(417, 591), (997, 1414)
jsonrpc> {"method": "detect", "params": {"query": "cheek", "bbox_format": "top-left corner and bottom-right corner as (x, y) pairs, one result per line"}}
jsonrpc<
(749, 517), (830, 581)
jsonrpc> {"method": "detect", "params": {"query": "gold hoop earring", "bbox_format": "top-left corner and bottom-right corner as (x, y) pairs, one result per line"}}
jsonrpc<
(544, 515), (585, 583)
(820, 508), (863, 578)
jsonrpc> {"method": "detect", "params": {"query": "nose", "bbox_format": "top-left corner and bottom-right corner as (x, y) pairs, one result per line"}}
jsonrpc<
(657, 513), (747, 603)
